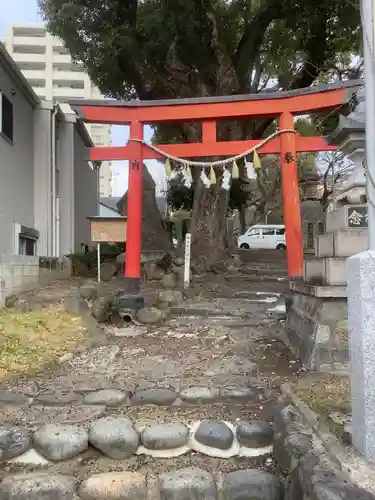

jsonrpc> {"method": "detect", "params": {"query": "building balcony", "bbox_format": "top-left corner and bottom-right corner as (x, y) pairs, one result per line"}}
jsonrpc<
(52, 86), (86, 99)
(33, 87), (46, 98)
(52, 72), (85, 85)
(52, 53), (72, 65)
(12, 52), (46, 64)
(13, 36), (46, 50)
(12, 26), (46, 38)
(21, 69), (46, 81)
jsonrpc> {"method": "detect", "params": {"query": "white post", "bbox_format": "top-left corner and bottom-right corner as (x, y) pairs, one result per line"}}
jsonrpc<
(97, 243), (101, 282)
(346, 0), (375, 463)
(184, 233), (191, 289)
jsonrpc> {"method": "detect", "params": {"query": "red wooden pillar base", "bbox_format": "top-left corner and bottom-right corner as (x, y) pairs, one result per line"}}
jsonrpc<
(279, 112), (304, 278)
(124, 121), (143, 292)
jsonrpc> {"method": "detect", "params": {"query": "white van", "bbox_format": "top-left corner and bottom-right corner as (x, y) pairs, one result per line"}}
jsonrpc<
(237, 224), (286, 250)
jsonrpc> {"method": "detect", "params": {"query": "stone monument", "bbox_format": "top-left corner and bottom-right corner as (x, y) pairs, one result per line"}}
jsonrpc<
(286, 88), (368, 372)
(116, 164), (173, 264)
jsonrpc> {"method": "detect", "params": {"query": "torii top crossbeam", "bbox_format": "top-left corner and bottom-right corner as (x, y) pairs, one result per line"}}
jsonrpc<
(70, 79), (361, 292)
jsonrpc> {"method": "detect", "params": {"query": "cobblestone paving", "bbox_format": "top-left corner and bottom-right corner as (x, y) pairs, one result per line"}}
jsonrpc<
(0, 264), (301, 500)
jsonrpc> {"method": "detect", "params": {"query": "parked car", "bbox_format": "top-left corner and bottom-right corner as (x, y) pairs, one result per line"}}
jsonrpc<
(237, 224), (286, 250)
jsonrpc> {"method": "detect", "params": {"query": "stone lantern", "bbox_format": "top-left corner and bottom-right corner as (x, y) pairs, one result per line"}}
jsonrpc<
(285, 88), (368, 373)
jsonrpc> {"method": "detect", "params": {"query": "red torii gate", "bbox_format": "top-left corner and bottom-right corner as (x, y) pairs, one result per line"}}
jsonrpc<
(70, 80), (360, 294)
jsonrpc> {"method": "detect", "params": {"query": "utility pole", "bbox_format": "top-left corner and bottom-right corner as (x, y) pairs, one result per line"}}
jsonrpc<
(362, 0), (375, 249)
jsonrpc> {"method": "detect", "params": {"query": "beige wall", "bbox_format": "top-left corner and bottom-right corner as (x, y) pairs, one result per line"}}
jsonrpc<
(56, 113), (99, 254)
(73, 126), (99, 251)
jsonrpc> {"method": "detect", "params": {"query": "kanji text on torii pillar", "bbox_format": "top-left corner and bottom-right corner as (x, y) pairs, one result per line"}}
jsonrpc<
(70, 79), (361, 297)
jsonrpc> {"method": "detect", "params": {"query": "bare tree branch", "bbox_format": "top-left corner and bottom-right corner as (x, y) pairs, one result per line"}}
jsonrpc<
(192, 0), (232, 93)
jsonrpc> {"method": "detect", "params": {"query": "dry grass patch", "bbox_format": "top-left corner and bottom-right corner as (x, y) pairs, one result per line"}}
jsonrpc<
(0, 307), (86, 379)
(293, 373), (350, 415)
(292, 373), (351, 442)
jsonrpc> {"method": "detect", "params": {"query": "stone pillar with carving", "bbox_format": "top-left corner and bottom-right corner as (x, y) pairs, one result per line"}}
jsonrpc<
(286, 89), (368, 372)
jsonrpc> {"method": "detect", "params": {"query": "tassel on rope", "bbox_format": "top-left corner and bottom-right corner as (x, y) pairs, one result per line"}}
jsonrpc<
(210, 165), (216, 184)
(246, 160), (257, 180)
(200, 168), (211, 188)
(165, 158), (172, 178)
(185, 164), (193, 183)
(253, 150), (261, 170)
(231, 160), (240, 179)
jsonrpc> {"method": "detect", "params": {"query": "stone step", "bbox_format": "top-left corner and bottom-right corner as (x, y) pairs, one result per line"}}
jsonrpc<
(325, 204), (367, 233)
(315, 228), (368, 258)
(0, 393), (282, 497)
(0, 384), (273, 419)
(0, 467), (283, 500)
(304, 257), (346, 286)
(0, 415), (275, 466)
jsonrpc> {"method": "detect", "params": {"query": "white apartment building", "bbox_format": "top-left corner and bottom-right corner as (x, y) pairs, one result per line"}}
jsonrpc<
(4, 23), (112, 197)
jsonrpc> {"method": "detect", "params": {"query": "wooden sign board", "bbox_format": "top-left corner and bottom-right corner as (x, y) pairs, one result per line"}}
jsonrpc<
(88, 217), (127, 243)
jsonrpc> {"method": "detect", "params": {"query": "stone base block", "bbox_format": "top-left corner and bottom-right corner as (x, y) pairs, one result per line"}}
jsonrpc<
(286, 286), (348, 371)
(315, 229), (368, 258)
(117, 293), (145, 319)
(325, 204), (367, 232)
(304, 257), (346, 286)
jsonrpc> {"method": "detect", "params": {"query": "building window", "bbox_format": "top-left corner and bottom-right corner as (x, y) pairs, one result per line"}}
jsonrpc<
(19, 236), (36, 256)
(0, 91), (14, 143)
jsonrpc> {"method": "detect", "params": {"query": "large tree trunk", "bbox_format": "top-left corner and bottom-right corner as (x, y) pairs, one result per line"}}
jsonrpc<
(190, 170), (230, 263)
(188, 124), (243, 263)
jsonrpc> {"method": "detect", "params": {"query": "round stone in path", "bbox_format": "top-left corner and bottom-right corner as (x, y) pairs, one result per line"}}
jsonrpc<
(136, 307), (164, 324)
(0, 473), (76, 500)
(89, 416), (139, 459)
(83, 389), (127, 407)
(33, 424), (88, 461)
(159, 467), (216, 500)
(141, 424), (189, 450)
(35, 391), (81, 405)
(222, 469), (284, 500)
(79, 471), (146, 500)
(219, 386), (261, 403)
(130, 388), (177, 406)
(180, 387), (219, 404)
(0, 425), (30, 460)
(158, 289), (183, 305)
(194, 420), (234, 450)
(236, 421), (274, 448)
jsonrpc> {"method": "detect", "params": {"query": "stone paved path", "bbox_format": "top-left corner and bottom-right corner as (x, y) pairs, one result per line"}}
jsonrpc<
(0, 258), (301, 500)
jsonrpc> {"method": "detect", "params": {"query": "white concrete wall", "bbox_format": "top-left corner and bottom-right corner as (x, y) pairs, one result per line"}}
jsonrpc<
(0, 62), (35, 255)
(0, 254), (72, 308)
(0, 254), (39, 307)
(57, 115), (75, 256)
(73, 126), (99, 251)
(33, 102), (53, 256)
